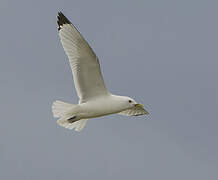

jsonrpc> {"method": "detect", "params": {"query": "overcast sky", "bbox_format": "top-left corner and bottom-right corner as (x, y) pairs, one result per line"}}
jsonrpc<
(0, 0), (218, 179)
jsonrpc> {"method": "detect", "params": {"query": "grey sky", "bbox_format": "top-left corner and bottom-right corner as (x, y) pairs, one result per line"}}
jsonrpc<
(0, 0), (218, 179)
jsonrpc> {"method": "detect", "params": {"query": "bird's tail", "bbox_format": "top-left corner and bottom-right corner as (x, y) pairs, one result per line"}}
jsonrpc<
(52, 100), (88, 131)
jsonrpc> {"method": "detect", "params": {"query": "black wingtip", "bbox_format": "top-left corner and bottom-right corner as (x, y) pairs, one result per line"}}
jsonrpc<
(57, 11), (71, 31)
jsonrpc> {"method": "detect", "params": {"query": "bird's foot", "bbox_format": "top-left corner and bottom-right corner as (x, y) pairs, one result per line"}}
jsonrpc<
(67, 116), (77, 123)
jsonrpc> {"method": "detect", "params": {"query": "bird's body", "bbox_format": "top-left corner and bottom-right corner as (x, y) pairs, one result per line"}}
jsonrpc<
(52, 12), (148, 131)
(77, 95), (141, 119)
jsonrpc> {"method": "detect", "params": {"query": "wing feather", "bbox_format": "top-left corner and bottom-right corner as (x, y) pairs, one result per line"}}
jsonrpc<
(57, 12), (108, 102)
(118, 106), (148, 116)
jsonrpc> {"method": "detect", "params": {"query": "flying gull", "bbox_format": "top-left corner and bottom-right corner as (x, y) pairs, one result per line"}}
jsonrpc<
(52, 12), (148, 131)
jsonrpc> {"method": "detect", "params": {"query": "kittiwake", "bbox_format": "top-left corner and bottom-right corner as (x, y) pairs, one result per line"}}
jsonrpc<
(52, 12), (149, 131)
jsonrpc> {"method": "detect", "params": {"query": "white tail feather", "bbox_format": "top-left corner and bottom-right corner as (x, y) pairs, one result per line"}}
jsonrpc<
(57, 118), (88, 131)
(52, 100), (88, 131)
(52, 100), (74, 118)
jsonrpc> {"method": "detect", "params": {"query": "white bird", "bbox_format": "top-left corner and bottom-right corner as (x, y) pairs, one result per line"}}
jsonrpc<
(52, 12), (148, 131)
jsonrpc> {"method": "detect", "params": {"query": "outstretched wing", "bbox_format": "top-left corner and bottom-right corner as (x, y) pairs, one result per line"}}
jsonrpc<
(57, 12), (108, 102)
(118, 106), (148, 116)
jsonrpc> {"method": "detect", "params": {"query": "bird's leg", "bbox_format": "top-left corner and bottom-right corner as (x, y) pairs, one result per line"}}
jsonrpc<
(67, 116), (77, 123)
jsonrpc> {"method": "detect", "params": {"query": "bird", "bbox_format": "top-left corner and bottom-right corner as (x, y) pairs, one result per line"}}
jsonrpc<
(52, 12), (149, 131)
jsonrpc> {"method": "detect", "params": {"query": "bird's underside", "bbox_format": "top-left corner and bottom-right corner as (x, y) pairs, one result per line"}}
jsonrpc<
(52, 12), (148, 132)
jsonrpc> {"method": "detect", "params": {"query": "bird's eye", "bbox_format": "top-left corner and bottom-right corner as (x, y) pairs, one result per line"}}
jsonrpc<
(128, 100), (132, 103)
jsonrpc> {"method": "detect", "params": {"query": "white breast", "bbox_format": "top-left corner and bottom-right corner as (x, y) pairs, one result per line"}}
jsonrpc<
(79, 95), (126, 119)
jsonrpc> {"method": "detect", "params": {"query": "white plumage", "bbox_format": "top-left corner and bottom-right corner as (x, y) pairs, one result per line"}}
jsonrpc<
(52, 12), (148, 131)
(59, 23), (108, 102)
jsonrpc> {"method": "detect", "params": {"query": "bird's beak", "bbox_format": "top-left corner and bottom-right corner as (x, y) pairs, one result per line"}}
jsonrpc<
(134, 104), (144, 108)
(134, 103), (149, 114)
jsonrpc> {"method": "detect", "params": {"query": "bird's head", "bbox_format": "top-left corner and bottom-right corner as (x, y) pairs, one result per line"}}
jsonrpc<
(117, 96), (144, 109)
